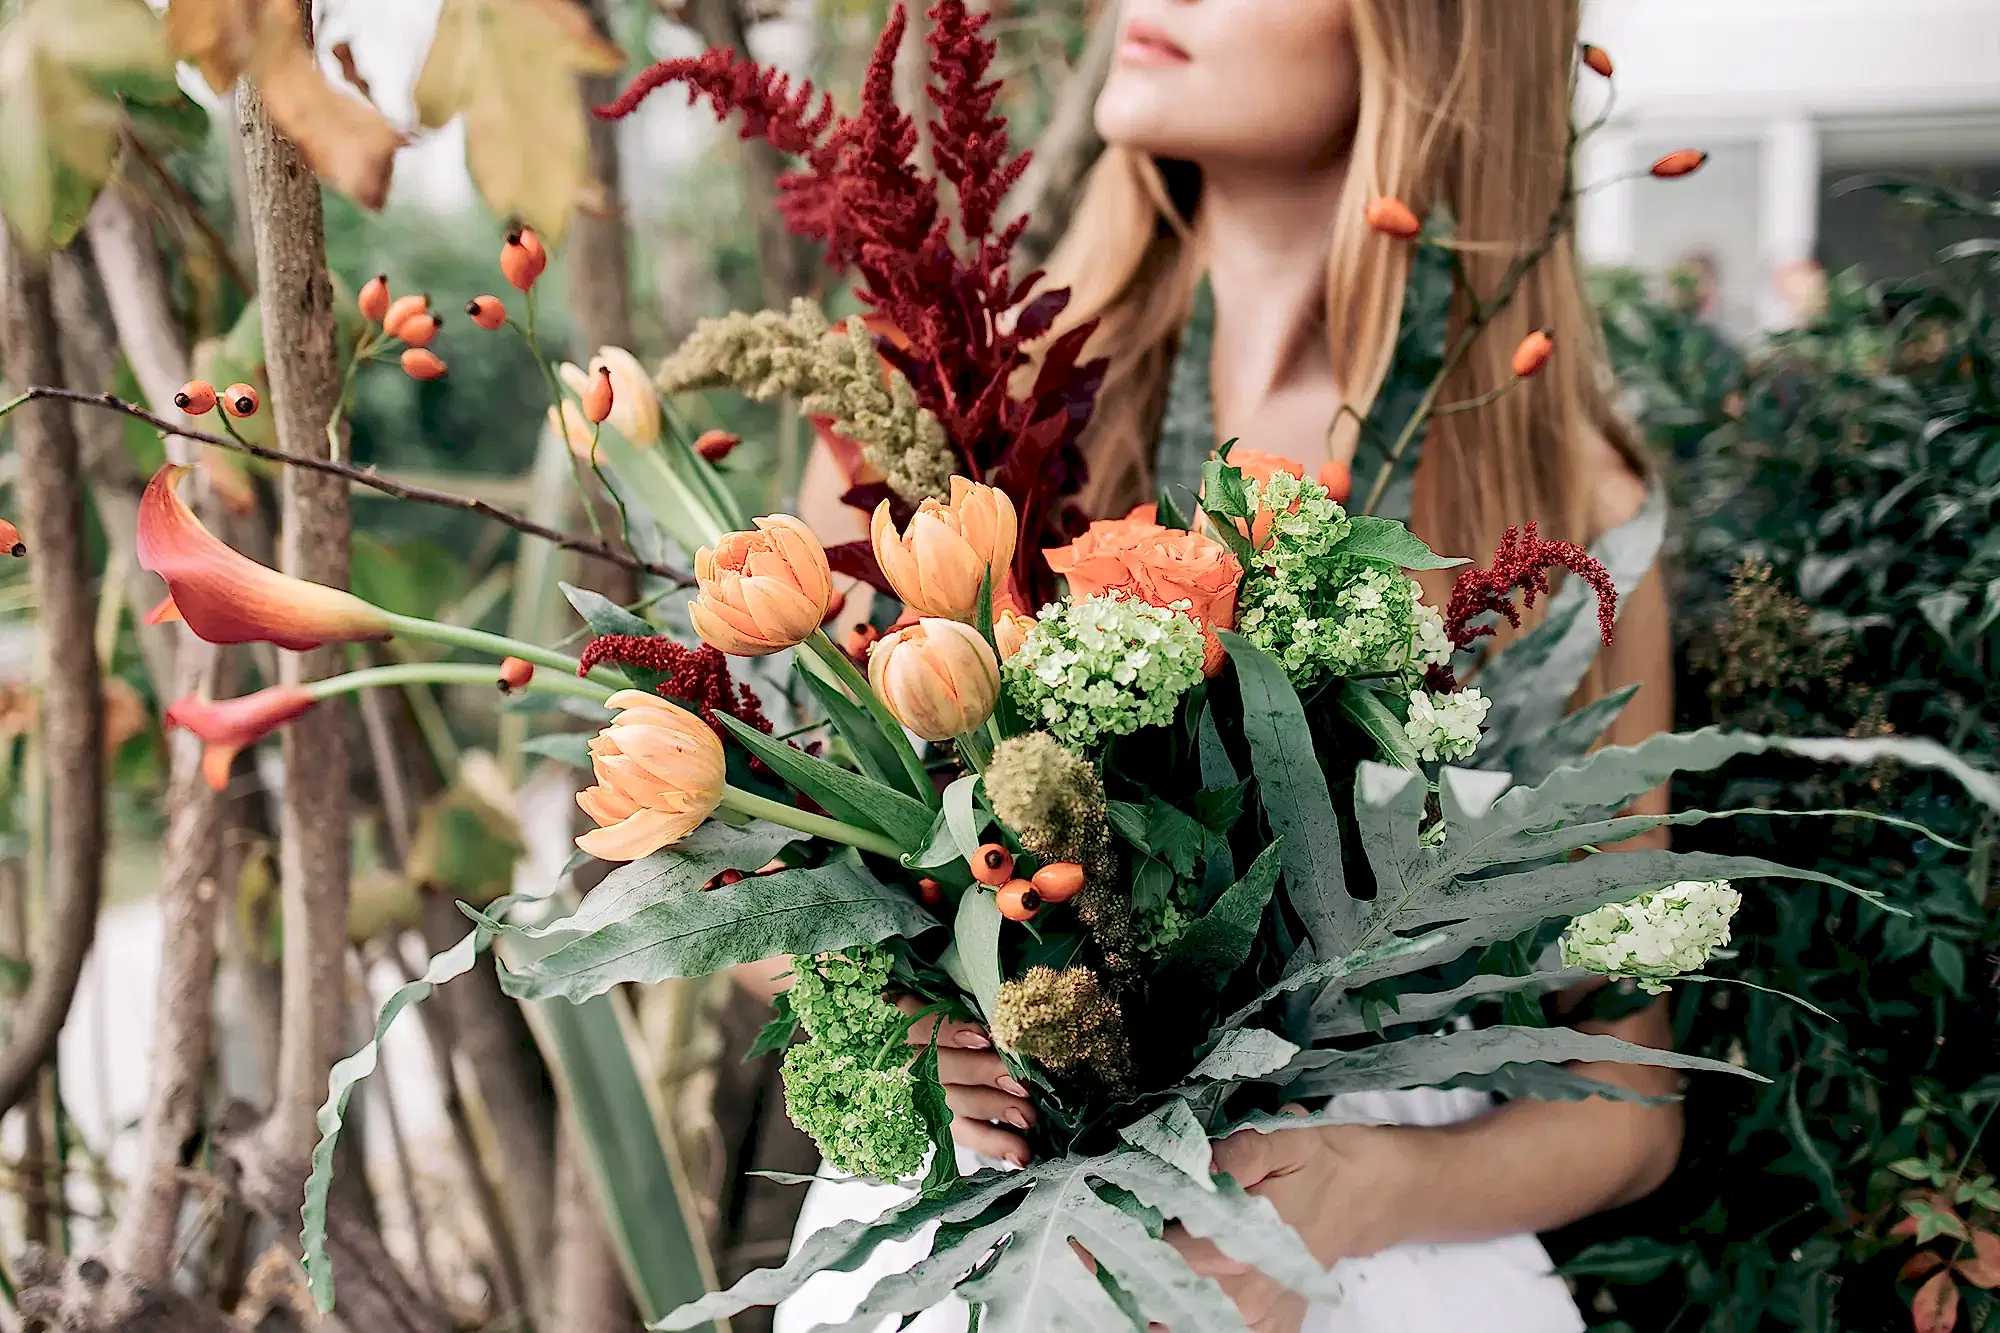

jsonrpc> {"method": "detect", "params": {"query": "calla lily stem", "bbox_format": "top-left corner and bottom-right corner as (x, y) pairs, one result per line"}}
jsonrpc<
(802, 629), (937, 806)
(304, 662), (616, 706)
(719, 786), (903, 860)
(377, 611), (625, 687)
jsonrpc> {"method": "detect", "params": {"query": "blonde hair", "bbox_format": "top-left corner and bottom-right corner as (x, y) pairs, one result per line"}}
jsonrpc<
(1040, 0), (1644, 571)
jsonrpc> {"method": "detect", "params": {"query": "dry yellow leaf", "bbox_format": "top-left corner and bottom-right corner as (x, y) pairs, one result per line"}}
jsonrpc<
(0, 0), (178, 254)
(164, 0), (401, 209)
(413, 0), (624, 244)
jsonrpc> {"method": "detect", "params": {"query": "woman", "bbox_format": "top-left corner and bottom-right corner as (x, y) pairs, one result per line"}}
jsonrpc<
(767, 2), (1680, 1328)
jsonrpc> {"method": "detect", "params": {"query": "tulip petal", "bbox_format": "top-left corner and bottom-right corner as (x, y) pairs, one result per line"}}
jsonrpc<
(577, 807), (693, 862)
(145, 595), (184, 626)
(578, 781), (642, 826)
(138, 466), (391, 651)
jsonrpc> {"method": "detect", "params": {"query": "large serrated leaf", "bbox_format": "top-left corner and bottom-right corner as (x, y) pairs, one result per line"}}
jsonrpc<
(1311, 968), (1585, 1039)
(1220, 632), (1360, 957)
(493, 857), (939, 1002)
(1185, 1029), (1301, 1084)
(1119, 1098), (1216, 1189)
(1282, 1026), (1763, 1100)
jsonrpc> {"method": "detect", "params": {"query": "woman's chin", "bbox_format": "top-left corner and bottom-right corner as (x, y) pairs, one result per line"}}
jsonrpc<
(1093, 84), (1207, 160)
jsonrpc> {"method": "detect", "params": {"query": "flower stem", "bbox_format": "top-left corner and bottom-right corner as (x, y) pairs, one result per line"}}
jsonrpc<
(520, 291), (609, 545)
(801, 629), (936, 806)
(305, 661), (616, 706)
(377, 610), (625, 686)
(955, 728), (990, 776)
(719, 785), (903, 859)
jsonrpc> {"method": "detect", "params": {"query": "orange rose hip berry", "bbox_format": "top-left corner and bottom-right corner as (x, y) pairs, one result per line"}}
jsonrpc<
(971, 843), (1015, 887)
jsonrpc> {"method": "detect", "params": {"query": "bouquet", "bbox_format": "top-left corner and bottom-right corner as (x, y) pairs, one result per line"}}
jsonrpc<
(127, 5), (2000, 1329)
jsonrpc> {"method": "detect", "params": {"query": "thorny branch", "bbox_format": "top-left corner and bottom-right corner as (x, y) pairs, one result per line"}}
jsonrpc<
(0, 386), (695, 586)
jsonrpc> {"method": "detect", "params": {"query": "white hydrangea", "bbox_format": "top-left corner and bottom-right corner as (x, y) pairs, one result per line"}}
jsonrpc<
(1560, 880), (1743, 994)
(1408, 590), (1454, 671)
(1403, 687), (1490, 762)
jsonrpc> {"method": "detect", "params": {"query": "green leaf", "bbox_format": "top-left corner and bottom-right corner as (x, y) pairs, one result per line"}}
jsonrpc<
(745, 989), (798, 1061)
(796, 661), (906, 791)
(1352, 211), (1455, 520)
(943, 774), (986, 865)
(525, 821), (800, 938)
(1312, 968), (1581, 1039)
(1118, 1098), (1215, 1189)
(494, 856), (938, 1002)
(1163, 840), (1284, 984)
(912, 1038), (961, 1197)
(1185, 1028), (1300, 1084)
(562, 581), (659, 638)
(1200, 456), (1255, 522)
(1154, 274), (1216, 518)
(717, 712), (937, 847)
(1155, 485), (1190, 532)
(1333, 516), (1467, 571)
(1282, 1026), (1765, 1101)
(1559, 1237), (1683, 1284)
(1890, 1158), (1937, 1180)
(1219, 632), (1361, 957)
(953, 887), (1005, 1023)
(520, 731), (592, 768)
(1338, 681), (1420, 771)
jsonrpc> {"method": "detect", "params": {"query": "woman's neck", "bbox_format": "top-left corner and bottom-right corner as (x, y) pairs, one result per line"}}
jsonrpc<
(1200, 159), (1350, 437)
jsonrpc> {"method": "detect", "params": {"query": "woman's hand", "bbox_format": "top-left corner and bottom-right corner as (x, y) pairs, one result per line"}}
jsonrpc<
(1162, 1121), (1416, 1333)
(897, 999), (1035, 1166)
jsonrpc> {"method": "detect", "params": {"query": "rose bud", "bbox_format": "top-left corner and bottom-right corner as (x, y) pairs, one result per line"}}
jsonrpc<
(1365, 197), (1422, 239)
(466, 295), (507, 330)
(0, 520), (21, 558)
(689, 516), (834, 657)
(844, 622), (881, 664)
(575, 691), (727, 862)
(497, 657), (534, 693)
(871, 477), (1018, 622)
(222, 383), (260, 418)
(1512, 328), (1556, 379)
(694, 429), (740, 463)
(917, 877), (944, 906)
(867, 617), (1001, 742)
(166, 685), (318, 791)
(174, 380), (218, 415)
(1651, 149), (1708, 179)
(402, 348), (448, 381)
(358, 275), (391, 323)
(137, 464), (392, 650)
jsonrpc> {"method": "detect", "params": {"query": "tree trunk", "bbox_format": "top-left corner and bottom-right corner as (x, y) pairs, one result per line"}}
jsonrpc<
(0, 233), (107, 1121)
(237, 4), (354, 1185)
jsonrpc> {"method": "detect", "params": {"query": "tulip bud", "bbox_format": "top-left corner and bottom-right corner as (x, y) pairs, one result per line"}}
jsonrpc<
(1512, 329), (1555, 379)
(502, 227), (548, 291)
(871, 478), (1019, 621)
(398, 313), (443, 348)
(1365, 197), (1422, 239)
(383, 294), (430, 340)
(1031, 861), (1085, 904)
(575, 691), (728, 861)
(971, 842), (1015, 888)
(1580, 44), (1614, 78)
(0, 519), (23, 558)
(1317, 457), (1353, 504)
(1651, 149), (1708, 179)
(222, 383), (260, 418)
(867, 617), (1001, 742)
(174, 380), (218, 415)
(690, 516), (835, 656)
(996, 880), (1041, 922)
(466, 295), (507, 330)
(497, 657), (535, 693)
(583, 365), (615, 425)
(358, 274), (391, 323)
(992, 608), (1036, 661)
(694, 429), (740, 463)
(402, 348), (448, 381)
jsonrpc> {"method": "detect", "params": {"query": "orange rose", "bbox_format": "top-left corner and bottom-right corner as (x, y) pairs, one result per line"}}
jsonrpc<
(1045, 511), (1243, 676)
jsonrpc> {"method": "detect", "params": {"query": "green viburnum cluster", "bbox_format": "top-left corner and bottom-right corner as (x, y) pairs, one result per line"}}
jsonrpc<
(1236, 472), (1421, 686)
(1004, 594), (1207, 750)
(655, 298), (954, 503)
(779, 947), (929, 1179)
(1560, 880), (1743, 994)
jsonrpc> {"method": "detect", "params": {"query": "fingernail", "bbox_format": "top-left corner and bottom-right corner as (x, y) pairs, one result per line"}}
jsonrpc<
(1005, 1107), (1032, 1129)
(959, 1032), (991, 1050)
(999, 1076), (1029, 1097)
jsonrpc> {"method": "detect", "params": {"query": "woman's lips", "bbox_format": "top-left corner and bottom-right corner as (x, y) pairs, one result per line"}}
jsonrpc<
(1118, 19), (1191, 66)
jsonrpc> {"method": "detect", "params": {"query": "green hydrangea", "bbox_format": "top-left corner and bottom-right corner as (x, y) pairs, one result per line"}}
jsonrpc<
(779, 947), (928, 1179)
(1237, 472), (1418, 685)
(1004, 593), (1206, 750)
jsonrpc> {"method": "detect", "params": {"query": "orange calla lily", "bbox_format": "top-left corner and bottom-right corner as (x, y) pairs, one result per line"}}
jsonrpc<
(165, 685), (319, 791)
(137, 465), (392, 651)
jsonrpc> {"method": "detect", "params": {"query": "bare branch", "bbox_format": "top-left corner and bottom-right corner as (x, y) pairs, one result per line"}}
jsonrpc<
(1, 386), (694, 586)
(0, 236), (107, 1120)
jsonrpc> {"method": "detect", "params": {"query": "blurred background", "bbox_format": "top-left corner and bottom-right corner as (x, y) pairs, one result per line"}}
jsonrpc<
(0, 0), (1996, 1331)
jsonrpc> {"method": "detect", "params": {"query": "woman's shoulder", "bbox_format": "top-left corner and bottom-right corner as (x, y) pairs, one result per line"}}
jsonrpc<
(1581, 424), (1650, 536)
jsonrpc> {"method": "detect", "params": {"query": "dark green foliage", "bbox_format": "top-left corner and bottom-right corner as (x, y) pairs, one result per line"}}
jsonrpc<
(1555, 183), (2000, 1332)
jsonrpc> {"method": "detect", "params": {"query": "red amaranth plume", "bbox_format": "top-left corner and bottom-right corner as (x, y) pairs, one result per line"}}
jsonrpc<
(597, 1), (1105, 606)
(578, 636), (773, 741)
(1443, 524), (1617, 654)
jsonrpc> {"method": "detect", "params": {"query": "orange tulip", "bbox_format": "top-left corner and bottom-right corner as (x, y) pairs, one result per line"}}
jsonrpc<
(165, 685), (318, 791)
(689, 515), (834, 656)
(137, 465), (391, 651)
(993, 607), (1037, 661)
(1366, 197), (1422, 239)
(575, 691), (727, 861)
(868, 618), (1001, 742)
(871, 477), (1018, 621)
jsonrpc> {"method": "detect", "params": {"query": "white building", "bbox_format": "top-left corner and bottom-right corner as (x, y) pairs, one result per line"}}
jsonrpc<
(1577, 0), (2000, 339)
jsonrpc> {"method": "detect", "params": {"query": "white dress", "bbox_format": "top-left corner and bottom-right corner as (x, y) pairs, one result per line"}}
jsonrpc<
(772, 1086), (1586, 1333)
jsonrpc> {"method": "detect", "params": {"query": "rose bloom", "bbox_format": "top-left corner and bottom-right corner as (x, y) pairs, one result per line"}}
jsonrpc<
(1045, 508), (1243, 675)
(1222, 449), (1305, 549)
